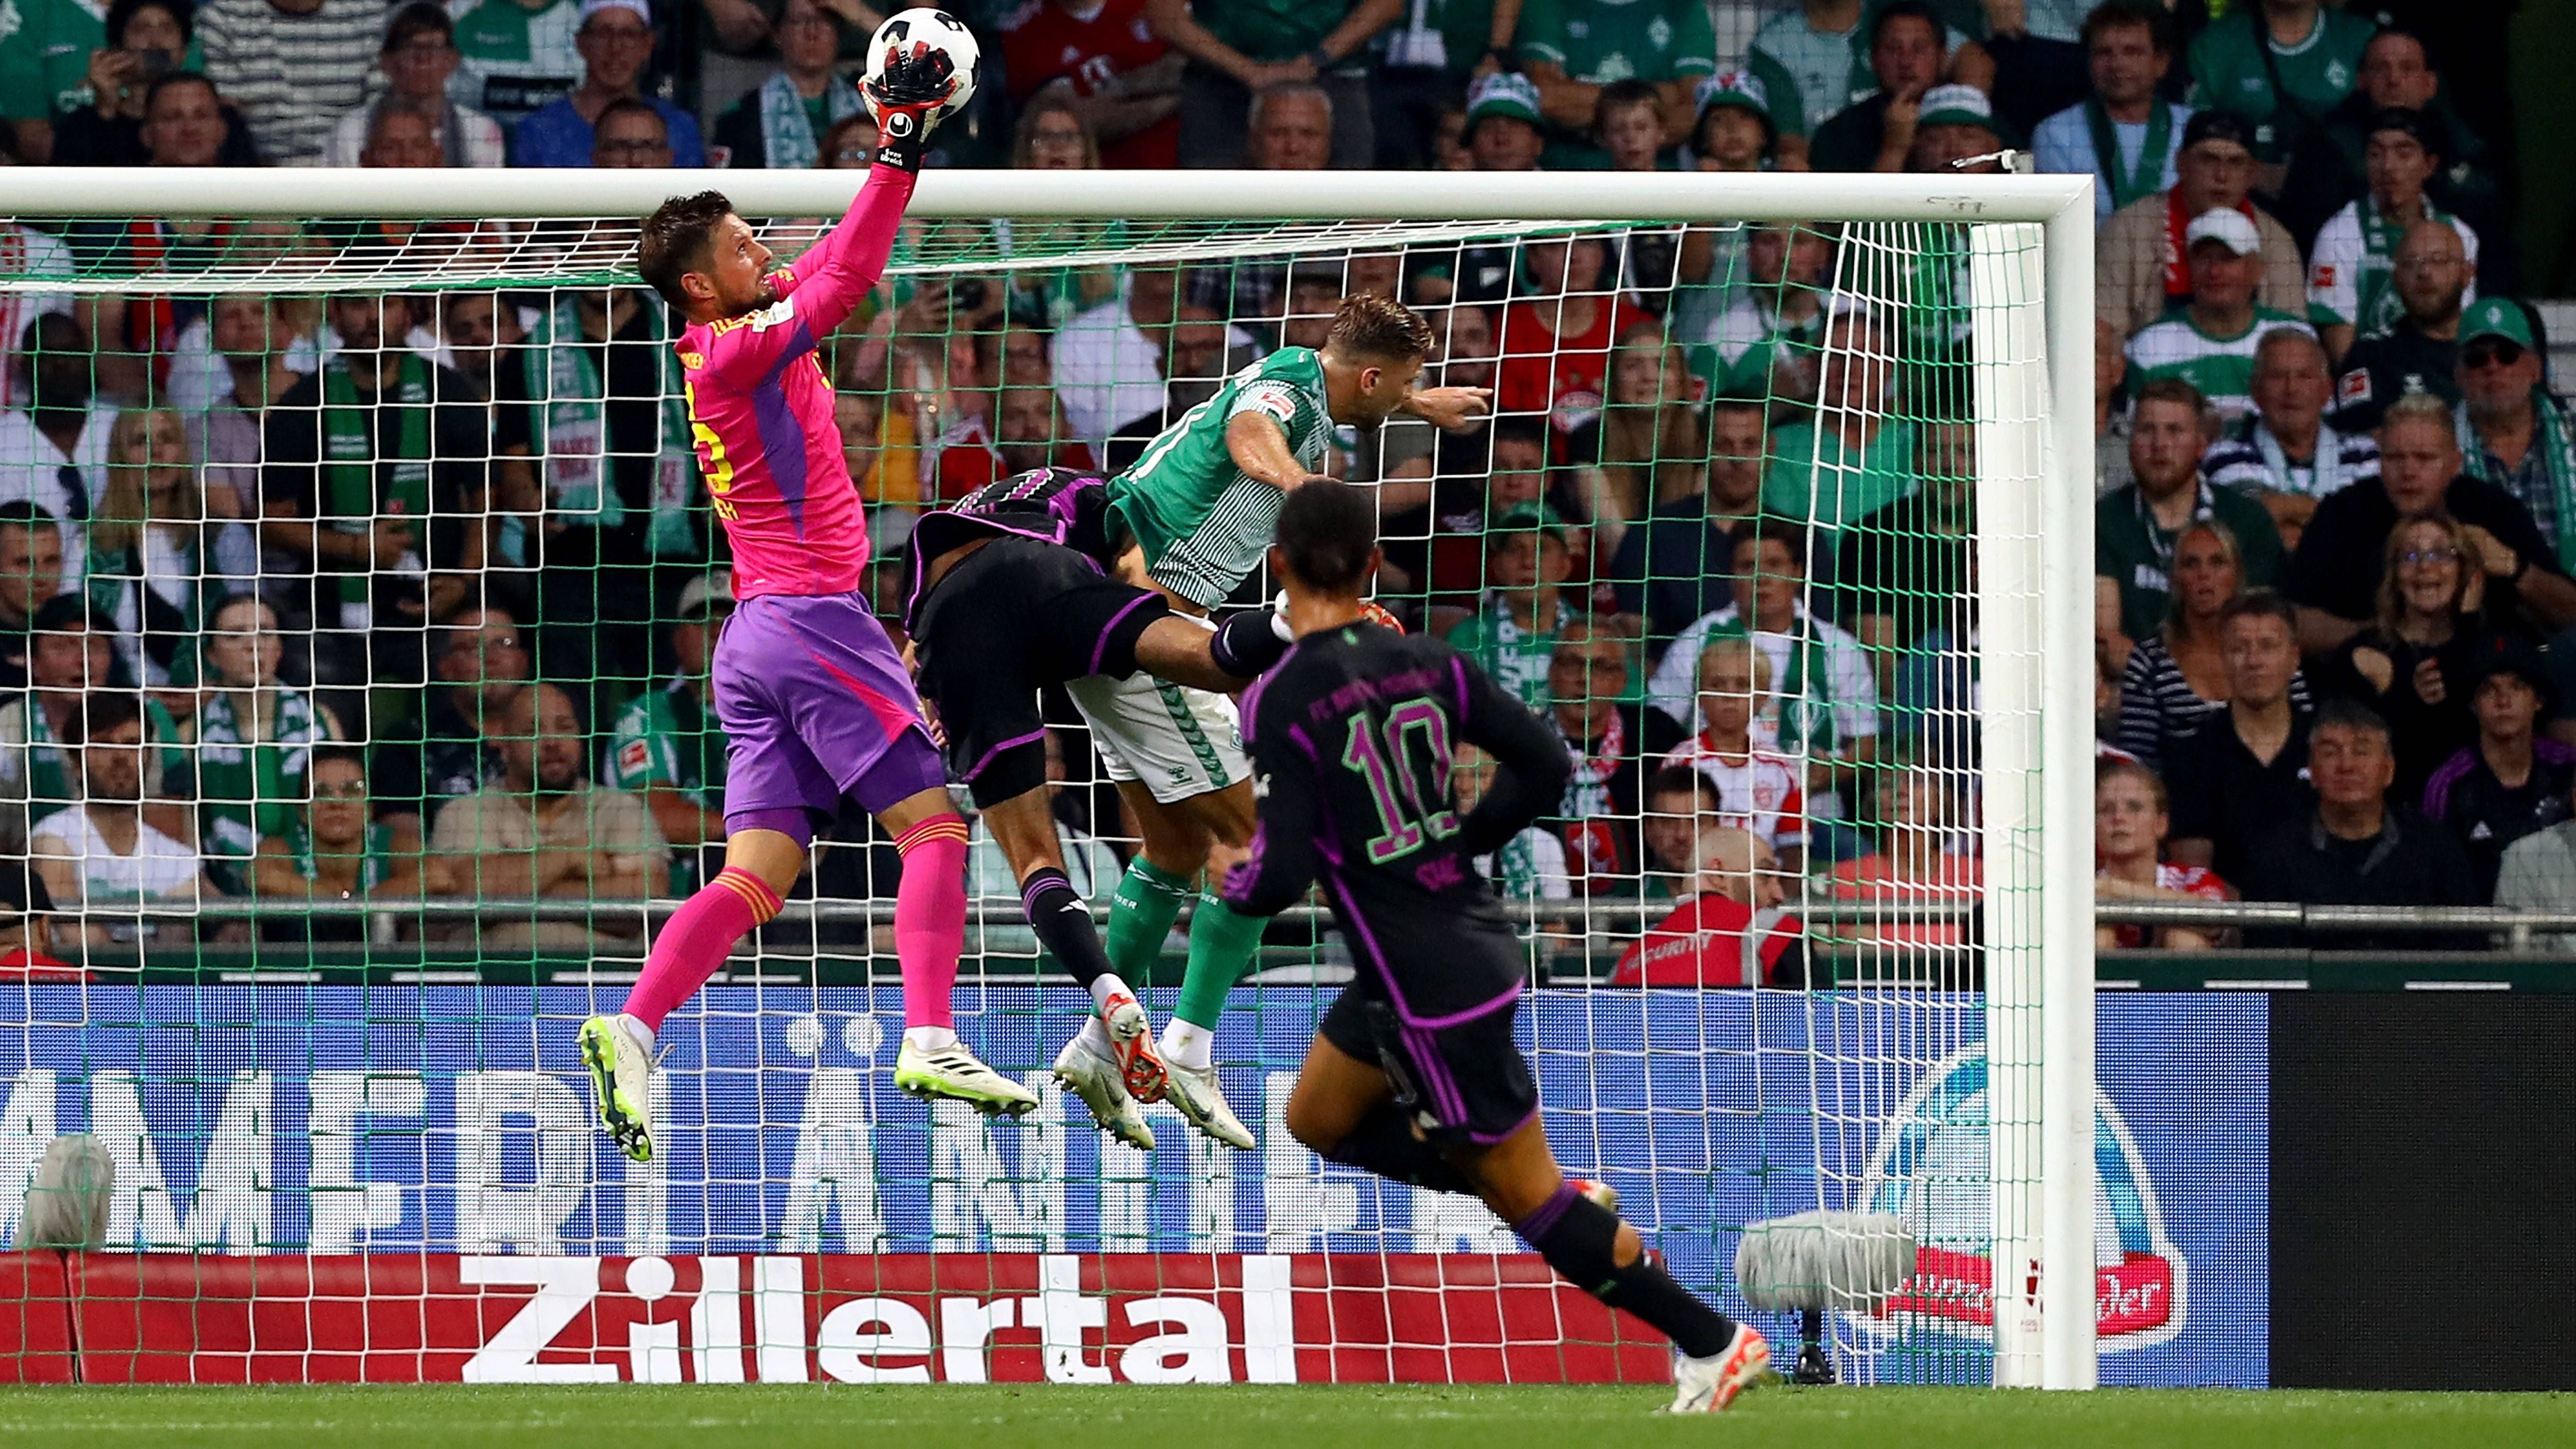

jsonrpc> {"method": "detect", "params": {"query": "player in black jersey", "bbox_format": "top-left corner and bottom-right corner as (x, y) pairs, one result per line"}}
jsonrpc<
(1222, 480), (1772, 1413)
(904, 466), (1289, 1148)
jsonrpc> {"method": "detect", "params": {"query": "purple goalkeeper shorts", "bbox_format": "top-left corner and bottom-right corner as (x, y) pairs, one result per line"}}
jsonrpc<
(711, 592), (947, 845)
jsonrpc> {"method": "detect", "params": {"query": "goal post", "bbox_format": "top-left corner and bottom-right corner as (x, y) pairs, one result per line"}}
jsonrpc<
(0, 166), (2095, 1389)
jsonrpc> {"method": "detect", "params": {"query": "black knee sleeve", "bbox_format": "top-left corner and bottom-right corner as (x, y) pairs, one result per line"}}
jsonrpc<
(1521, 1189), (1736, 1359)
(1021, 868), (1114, 991)
(1325, 1104), (1473, 1194)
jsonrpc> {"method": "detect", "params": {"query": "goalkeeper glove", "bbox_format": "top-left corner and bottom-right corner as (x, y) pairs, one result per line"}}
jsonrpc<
(865, 42), (959, 173)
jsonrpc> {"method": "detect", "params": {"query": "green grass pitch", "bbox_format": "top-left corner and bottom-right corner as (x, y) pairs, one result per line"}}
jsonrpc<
(3, 1385), (2571, 1448)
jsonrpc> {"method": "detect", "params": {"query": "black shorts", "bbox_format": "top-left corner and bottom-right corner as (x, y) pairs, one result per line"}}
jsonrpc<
(911, 535), (1170, 807)
(1319, 986), (1538, 1146)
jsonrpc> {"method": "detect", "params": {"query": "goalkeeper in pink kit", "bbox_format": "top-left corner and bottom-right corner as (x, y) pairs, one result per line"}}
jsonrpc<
(577, 42), (1033, 1160)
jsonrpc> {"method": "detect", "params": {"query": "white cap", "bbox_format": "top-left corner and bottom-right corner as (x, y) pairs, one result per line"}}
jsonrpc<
(2182, 207), (2262, 257)
(1914, 83), (1994, 129)
(580, 0), (652, 27)
(675, 569), (735, 619)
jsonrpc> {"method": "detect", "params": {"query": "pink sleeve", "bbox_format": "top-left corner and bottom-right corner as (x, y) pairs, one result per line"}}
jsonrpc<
(786, 161), (917, 332)
(705, 162), (916, 383)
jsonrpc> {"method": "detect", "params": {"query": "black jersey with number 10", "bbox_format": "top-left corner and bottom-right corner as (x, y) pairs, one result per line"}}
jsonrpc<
(1222, 622), (1573, 1022)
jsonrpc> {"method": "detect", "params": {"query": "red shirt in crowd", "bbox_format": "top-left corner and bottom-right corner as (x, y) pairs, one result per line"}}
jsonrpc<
(998, 0), (1178, 169)
(2100, 862), (2232, 949)
(1828, 851), (1985, 948)
(1613, 894), (1804, 987)
(1495, 294), (1652, 439)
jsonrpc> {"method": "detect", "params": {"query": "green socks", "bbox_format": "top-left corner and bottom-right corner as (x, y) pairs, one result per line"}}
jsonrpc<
(1105, 856), (1193, 979)
(1174, 893), (1267, 1036)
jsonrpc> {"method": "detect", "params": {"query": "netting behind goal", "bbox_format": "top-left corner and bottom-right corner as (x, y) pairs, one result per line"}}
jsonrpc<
(0, 174), (2088, 1388)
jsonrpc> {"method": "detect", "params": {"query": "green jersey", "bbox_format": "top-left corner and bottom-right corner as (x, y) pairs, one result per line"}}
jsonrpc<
(1518, 0), (1713, 166)
(2124, 308), (2314, 424)
(448, 0), (582, 123)
(1689, 292), (1832, 400)
(1517, 0), (1714, 86)
(2186, 6), (2374, 163)
(1110, 347), (1333, 609)
(0, 0), (104, 121)
(1199, 0), (1356, 64)
(606, 679), (726, 892)
(1443, 594), (1574, 712)
(193, 687), (332, 866)
(605, 680), (728, 805)
(1764, 417), (1920, 537)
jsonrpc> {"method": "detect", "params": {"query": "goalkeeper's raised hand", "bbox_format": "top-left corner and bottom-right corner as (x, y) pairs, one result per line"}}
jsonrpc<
(866, 43), (959, 172)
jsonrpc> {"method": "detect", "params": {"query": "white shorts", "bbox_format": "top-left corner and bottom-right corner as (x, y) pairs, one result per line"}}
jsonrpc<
(1065, 665), (1250, 805)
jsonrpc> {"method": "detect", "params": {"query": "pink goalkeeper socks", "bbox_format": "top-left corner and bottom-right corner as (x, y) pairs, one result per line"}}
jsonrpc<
(622, 867), (785, 1033)
(892, 815), (971, 1031)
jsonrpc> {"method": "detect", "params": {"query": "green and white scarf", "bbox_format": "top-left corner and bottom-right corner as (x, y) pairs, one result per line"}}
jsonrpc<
(2459, 392), (2576, 574)
(1722, 613), (1838, 756)
(285, 817), (395, 895)
(2084, 96), (2174, 213)
(323, 351), (432, 611)
(758, 69), (863, 172)
(194, 687), (329, 862)
(517, 295), (700, 558)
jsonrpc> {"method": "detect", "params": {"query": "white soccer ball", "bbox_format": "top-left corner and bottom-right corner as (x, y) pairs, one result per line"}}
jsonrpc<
(862, 8), (980, 125)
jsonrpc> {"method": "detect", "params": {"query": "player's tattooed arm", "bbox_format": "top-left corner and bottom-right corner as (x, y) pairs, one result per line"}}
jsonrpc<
(1224, 410), (1332, 490)
(1397, 384), (1494, 431)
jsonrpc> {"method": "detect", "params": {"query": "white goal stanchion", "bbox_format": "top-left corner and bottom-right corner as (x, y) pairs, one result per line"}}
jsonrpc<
(0, 168), (2093, 1389)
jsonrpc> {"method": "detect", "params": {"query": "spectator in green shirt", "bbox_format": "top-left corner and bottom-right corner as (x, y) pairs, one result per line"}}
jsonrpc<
(1763, 309), (1919, 537)
(2095, 377), (2286, 652)
(1444, 502), (1578, 710)
(0, 0), (200, 161)
(1148, 0), (1404, 169)
(1513, 0), (1715, 167)
(603, 569), (734, 892)
(2185, 0), (2374, 191)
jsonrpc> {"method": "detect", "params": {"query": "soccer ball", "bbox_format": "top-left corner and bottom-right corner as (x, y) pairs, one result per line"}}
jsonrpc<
(863, 8), (980, 125)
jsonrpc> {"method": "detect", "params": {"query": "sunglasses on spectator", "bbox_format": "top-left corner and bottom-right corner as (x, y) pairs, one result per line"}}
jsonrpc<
(310, 781), (370, 801)
(2463, 339), (2526, 369)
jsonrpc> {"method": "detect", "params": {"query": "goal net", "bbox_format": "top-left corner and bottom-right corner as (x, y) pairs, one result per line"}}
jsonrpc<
(0, 169), (2094, 1390)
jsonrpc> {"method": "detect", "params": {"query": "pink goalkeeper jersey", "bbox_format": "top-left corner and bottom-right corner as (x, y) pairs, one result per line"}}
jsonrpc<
(674, 163), (916, 599)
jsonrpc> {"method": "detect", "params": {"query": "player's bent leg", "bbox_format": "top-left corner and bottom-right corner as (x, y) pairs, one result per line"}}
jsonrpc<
(584, 825), (801, 1163)
(1131, 614), (1269, 694)
(1284, 1032), (1476, 1193)
(1452, 1117), (1769, 1413)
(981, 786), (1164, 1147)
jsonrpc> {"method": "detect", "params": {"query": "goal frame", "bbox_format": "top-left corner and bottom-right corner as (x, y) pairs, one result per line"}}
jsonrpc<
(2, 165), (2098, 1389)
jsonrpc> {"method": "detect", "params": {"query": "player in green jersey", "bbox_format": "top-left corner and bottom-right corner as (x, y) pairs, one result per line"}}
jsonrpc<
(1073, 293), (1487, 1151)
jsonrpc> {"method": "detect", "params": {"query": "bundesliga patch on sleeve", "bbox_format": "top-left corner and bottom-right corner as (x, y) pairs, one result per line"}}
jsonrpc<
(2336, 368), (2371, 406)
(1239, 381), (1302, 425)
(616, 738), (652, 778)
(2310, 264), (2337, 289)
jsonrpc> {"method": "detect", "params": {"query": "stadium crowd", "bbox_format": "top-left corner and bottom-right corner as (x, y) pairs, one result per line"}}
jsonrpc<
(0, 0), (2566, 974)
